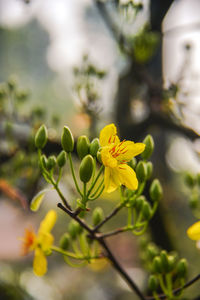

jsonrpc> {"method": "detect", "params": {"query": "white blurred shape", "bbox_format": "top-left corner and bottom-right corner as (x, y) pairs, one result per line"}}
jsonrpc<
(166, 137), (200, 173)
(0, 0), (38, 28)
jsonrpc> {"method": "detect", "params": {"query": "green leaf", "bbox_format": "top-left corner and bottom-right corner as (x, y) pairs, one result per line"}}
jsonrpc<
(30, 189), (49, 211)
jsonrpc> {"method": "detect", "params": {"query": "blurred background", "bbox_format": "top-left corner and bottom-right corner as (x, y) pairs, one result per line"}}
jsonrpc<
(0, 0), (200, 299)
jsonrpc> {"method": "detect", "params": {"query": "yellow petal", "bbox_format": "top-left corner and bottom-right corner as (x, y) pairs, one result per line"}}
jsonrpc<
(116, 164), (138, 190)
(38, 232), (54, 253)
(116, 142), (145, 162)
(101, 147), (118, 168)
(33, 247), (47, 276)
(187, 221), (200, 240)
(99, 124), (119, 147)
(104, 167), (120, 193)
(39, 210), (57, 234)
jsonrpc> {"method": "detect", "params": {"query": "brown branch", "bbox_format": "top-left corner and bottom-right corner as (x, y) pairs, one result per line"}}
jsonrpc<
(57, 202), (145, 300)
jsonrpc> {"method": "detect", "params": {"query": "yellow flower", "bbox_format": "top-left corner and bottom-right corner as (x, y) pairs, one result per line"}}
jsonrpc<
(21, 210), (57, 276)
(99, 123), (145, 193)
(187, 221), (200, 241)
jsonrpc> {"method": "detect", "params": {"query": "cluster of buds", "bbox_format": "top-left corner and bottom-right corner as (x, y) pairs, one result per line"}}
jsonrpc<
(146, 245), (188, 298)
(123, 135), (163, 235)
(33, 124), (104, 212)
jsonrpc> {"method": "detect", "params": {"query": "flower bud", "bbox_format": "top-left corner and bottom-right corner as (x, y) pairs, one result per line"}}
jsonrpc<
(184, 172), (196, 188)
(152, 256), (163, 273)
(150, 179), (163, 202)
(7, 77), (17, 91)
(141, 135), (154, 160)
(148, 275), (159, 291)
(40, 154), (47, 169)
(79, 154), (94, 183)
(142, 202), (152, 220)
(90, 138), (100, 157)
(92, 207), (104, 226)
(128, 157), (137, 169)
(97, 150), (102, 163)
(160, 250), (169, 273)
(68, 220), (83, 239)
(189, 193), (199, 209)
(177, 258), (188, 278)
(46, 155), (57, 170)
(77, 135), (90, 159)
(168, 255), (176, 272)
(147, 243), (159, 259)
(136, 161), (147, 182)
(35, 124), (48, 149)
(59, 233), (70, 250)
(146, 161), (153, 179)
(57, 150), (67, 168)
(135, 195), (145, 211)
(61, 126), (74, 153)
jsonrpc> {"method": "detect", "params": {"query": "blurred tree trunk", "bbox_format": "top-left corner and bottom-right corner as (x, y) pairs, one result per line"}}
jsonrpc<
(115, 0), (174, 250)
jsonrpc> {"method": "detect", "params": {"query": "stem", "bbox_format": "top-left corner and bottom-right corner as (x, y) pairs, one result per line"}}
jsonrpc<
(68, 152), (83, 196)
(87, 165), (104, 197)
(89, 184), (104, 201)
(90, 178), (104, 198)
(53, 181), (72, 210)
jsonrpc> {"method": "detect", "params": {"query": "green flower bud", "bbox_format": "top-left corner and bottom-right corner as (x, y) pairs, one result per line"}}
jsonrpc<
(59, 233), (70, 250)
(160, 250), (169, 273)
(57, 150), (67, 168)
(79, 154), (94, 183)
(61, 126), (74, 153)
(146, 161), (153, 179)
(77, 135), (90, 159)
(142, 202), (152, 220)
(177, 258), (188, 278)
(68, 220), (83, 239)
(184, 172), (196, 188)
(35, 125), (48, 149)
(129, 196), (136, 207)
(92, 207), (104, 226)
(147, 243), (159, 259)
(7, 77), (17, 91)
(128, 157), (137, 169)
(16, 90), (29, 102)
(150, 179), (163, 202)
(141, 135), (154, 160)
(46, 155), (57, 170)
(40, 154), (48, 169)
(136, 161), (147, 182)
(152, 256), (163, 273)
(189, 193), (199, 209)
(97, 150), (102, 163)
(135, 195), (145, 211)
(0, 84), (7, 99)
(168, 255), (176, 272)
(89, 138), (100, 157)
(148, 275), (159, 291)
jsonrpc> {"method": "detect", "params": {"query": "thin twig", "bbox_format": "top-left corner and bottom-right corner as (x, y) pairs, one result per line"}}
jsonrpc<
(92, 202), (124, 232)
(99, 238), (146, 300)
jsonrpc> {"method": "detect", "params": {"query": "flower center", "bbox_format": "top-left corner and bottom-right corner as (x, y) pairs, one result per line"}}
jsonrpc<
(21, 228), (36, 255)
(109, 140), (128, 159)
